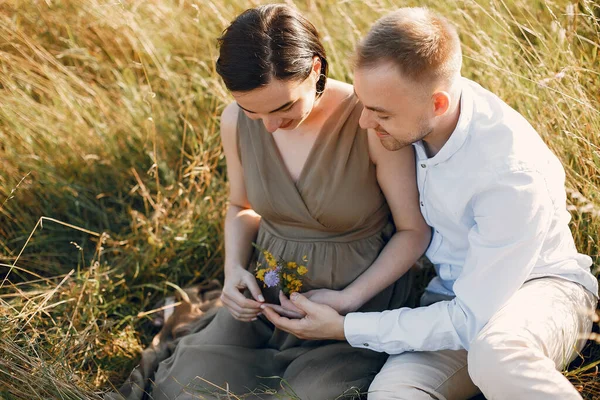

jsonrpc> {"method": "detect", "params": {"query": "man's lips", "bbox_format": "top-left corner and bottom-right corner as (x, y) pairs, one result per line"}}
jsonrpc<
(375, 130), (391, 138)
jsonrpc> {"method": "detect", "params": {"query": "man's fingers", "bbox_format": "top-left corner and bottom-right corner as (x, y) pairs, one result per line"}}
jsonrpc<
(261, 305), (299, 332)
(289, 292), (318, 313)
(279, 291), (304, 315)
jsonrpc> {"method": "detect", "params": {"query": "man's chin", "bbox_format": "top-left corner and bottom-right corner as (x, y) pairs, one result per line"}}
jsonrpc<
(380, 137), (405, 151)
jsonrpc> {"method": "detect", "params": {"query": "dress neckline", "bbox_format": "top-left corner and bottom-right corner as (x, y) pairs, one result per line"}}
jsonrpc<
(263, 92), (356, 188)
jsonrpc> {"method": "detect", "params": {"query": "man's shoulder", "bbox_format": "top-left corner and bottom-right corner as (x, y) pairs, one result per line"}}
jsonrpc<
(465, 79), (537, 140)
(462, 79), (556, 175)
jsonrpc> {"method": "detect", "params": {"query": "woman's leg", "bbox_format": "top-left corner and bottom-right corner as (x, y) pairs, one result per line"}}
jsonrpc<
(280, 342), (388, 400)
(152, 309), (278, 400)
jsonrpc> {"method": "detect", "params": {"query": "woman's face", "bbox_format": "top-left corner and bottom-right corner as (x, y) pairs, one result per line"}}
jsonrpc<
(232, 67), (320, 133)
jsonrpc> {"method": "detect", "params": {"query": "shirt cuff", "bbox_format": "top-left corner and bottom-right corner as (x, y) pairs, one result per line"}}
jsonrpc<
(344, 312), (384, 352)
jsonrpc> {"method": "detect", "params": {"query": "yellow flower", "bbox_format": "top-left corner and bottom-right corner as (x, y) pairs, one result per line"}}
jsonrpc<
(287, 279), (303, 293)
(285, 273), (293, 282)
(286, 281), (302, 293)
(287, 261), (297, 269)
(256, 268), (267, 282)
(263, 250), (277, 268)
(297, 266), (308, 275)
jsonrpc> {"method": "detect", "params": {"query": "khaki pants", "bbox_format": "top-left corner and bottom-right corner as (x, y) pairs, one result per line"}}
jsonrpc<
(368, 277), (597, 400)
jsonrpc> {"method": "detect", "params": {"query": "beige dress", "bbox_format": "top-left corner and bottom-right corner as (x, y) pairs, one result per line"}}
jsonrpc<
(151, 94), (414, 399)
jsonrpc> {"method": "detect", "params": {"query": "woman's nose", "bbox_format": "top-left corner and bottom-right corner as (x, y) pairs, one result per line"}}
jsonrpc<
(263, 117), (283, 133)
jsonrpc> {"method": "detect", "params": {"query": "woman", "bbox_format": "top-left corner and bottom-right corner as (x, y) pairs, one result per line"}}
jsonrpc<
(152, 4), (430, 399)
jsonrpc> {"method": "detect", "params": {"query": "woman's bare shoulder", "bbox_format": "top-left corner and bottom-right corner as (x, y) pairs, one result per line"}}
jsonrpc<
(221, 102), (240, 129)
(326, 79), (355, 99)
(220, 102), (241, 145)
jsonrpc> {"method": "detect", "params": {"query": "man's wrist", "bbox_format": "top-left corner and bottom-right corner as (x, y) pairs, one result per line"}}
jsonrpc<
(334, 315), (346, 341)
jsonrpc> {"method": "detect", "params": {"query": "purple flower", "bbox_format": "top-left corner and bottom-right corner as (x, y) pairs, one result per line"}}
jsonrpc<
(264, 270), (280, 288)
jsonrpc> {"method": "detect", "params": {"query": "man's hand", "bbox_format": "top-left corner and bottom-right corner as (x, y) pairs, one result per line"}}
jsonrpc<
(261, 292), (346, 341)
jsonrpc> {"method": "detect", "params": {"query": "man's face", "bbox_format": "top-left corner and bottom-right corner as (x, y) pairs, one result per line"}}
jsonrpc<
(354, 61), (434, 151)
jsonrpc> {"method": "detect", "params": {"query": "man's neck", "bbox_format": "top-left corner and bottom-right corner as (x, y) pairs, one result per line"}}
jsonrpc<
(422, 92), (462, 158)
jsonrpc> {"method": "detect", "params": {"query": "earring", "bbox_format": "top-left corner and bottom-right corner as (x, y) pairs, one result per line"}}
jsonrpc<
(316, 73), (327, 94)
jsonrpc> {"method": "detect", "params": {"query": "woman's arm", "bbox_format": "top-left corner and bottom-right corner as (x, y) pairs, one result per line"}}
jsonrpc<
(219, 102), (265, 321)
(338, 130), (431, 312)
(276, 129), (431, 316)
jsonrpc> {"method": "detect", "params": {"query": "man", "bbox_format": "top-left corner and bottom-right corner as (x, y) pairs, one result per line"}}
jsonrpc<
(261, 7), (598, 400)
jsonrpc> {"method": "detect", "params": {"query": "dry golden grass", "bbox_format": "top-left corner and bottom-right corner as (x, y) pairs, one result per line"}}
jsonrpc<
(0, 0), (599, 398)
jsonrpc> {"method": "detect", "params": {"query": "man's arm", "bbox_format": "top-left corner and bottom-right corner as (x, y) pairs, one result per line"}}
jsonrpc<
(345, 169), (554, 353)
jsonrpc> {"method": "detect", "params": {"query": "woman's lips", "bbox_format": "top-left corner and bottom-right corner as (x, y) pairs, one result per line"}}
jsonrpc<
(280, 119), (294, 129)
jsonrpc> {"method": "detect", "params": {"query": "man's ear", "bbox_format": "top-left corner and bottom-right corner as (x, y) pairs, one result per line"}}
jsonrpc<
(432, 91), (451, 116)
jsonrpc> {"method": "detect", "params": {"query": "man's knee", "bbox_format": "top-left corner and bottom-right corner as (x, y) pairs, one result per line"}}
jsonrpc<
(467, 331), (531, 387)
(368, 374), (434, 400)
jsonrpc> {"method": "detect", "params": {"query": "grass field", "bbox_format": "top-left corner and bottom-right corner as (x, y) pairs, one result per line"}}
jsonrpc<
(0, 0), (599, 398)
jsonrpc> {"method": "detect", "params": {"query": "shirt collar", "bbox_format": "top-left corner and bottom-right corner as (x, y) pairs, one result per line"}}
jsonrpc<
(413, 78), (474, 164)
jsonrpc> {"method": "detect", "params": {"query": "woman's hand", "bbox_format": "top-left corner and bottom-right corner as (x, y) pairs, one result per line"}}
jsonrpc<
(221, 265), (265, 322)
(268, 288), (359, 319)
(304, 288), (358, 315)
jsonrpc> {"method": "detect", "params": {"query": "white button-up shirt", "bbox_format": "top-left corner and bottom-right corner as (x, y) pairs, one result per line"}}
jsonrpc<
(344, 78), (598, 353)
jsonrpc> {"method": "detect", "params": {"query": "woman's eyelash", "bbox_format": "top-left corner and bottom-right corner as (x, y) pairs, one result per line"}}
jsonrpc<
(378, 115), (389, 120)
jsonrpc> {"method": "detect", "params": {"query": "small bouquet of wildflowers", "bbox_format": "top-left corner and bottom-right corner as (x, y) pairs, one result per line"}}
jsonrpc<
(253, 243), (308, 295)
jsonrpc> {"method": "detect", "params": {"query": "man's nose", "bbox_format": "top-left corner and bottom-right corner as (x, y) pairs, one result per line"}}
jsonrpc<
(359, 108), (377, 130)
(263, 117), (282, 133)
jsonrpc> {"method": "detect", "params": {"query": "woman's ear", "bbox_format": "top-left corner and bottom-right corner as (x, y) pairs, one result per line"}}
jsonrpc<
(312, 56), (322, 76)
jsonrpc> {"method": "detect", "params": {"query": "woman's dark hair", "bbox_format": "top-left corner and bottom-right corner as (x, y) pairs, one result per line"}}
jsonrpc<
(216, 4), (328, 97)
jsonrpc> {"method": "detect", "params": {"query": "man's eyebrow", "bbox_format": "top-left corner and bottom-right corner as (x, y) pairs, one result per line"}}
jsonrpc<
(365, 105), (391, 114)
(237, 100), (296, 114)
(353, 88), (390, 114)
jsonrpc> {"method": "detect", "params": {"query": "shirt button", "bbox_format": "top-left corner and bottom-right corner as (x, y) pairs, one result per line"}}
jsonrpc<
(363, 343), (369, 347)
(420, 201), (424, 207)
(420, 163), (427, 168)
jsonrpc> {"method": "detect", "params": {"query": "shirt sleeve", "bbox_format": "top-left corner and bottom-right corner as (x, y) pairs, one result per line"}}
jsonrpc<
(344, 170), (554, 353)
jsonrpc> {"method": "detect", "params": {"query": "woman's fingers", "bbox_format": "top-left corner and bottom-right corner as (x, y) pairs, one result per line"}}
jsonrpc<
(222, 287), (262, 311)
(262, 303), (305, 319)
(221, 296), (258, 316)
(243, 274), (265, 303)
(220, 294), (261, 319)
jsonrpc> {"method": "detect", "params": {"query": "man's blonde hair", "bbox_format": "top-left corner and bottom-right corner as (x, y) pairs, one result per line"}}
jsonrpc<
(356, 8), (462, 84)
